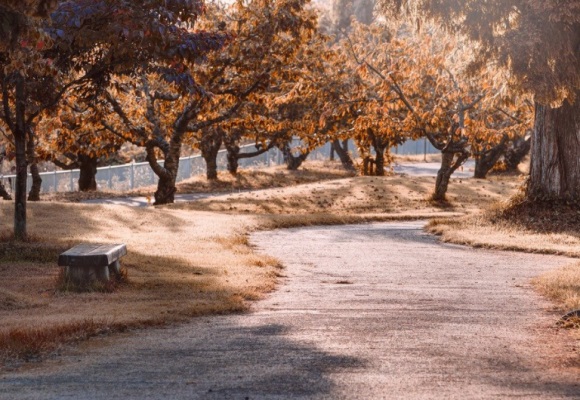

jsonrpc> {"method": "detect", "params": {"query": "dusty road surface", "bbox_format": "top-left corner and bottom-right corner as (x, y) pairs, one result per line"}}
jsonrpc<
(393, 160), (475, 178)
(1, 221), (578, 399)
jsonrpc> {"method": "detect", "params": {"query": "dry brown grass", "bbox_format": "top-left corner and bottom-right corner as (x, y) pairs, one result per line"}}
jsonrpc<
(427, 214), (580, 258)
(43, 161), (354, 203)
(0, 319), (149, 362)
(532, 264), (580, 312)
(172, 174), (518, 216)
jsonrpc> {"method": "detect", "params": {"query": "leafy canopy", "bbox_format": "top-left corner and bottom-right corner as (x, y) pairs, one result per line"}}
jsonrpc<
(378, 0), (580, 104)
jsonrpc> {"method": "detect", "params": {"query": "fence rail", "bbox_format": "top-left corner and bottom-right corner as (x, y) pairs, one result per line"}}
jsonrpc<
(0, 138), (436, 194)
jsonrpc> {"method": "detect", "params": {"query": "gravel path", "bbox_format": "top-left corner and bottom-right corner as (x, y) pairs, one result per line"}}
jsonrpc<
(393, 160), (475, 178)
(1, 221), (578, 399)
(81, 192), (220, 207)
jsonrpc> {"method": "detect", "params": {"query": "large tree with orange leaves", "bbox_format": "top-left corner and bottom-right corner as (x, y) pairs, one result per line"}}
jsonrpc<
(379, 0), (580, 203)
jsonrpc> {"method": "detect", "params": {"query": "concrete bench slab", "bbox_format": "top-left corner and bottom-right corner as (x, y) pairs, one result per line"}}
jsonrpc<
(58, 243), (127, 284)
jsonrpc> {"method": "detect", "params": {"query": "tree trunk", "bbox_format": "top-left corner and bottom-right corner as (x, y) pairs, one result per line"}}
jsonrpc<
(433, 151), (469, 201)
(201, 129), (223, 180)
(281, 142), (309, 171)
(27, 130), (41, 201)
(374, 145), (387, 177)
(473, 136), (508, 179)
(154, 173), (177, 205)
(332, 139), (356, 172)
(473, 161), (488, 179)
(362, 156), (374, 176)
(433, 153), (454, 201)
(78, 154), (98, 191)
(204, 154), (219, 180)
(529, 99), (580, 201)
(504, 135), (531, 172)
(154, 148), (180, 205)
(225, 142), (240, 175)
(0, 181), (11, 200)
(13, 75), (27, 240)
(226, 137), (276, 175)
(148, 136), (182, 206)
(28, 161), (41, 201)
(14, 131), (27, 239)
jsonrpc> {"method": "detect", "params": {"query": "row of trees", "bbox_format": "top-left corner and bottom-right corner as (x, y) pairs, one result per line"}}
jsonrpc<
(335, 20), (533, 199)
(0, 0), (578, 240)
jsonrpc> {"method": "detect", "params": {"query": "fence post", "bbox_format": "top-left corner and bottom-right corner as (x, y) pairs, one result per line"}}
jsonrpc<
(130, 161), (135, 189)
(54, 170), (57, 192)
(70, 170), (74, 191)
(108, 165), (112, 189)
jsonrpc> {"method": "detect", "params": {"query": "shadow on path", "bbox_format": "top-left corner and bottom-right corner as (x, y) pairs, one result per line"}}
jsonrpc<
(1, 320), (365, 399)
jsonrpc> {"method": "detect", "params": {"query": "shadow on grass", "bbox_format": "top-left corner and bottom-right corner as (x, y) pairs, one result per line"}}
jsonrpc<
(491, 199), (580, 237)
(176, 165), (354, 194)
(0, 202), (192, 241)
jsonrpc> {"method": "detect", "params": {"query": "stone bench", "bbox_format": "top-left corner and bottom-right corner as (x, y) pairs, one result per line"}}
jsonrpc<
(58, 243), (127, 284)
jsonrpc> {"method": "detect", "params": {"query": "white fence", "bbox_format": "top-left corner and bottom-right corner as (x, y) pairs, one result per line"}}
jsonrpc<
(0, 138), (436, 194)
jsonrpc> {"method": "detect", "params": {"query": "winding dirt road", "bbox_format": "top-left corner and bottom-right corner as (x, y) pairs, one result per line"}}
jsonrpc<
(1, 221), (578, 399)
